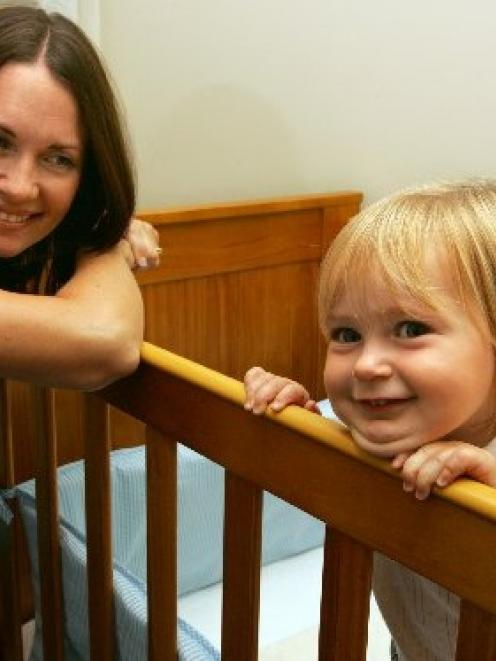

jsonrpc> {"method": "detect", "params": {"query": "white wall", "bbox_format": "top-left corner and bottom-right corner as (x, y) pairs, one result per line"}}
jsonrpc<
(99, 0), (496, 208)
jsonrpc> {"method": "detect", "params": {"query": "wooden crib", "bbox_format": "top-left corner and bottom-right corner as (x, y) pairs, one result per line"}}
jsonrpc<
(1, 191), (496, 660)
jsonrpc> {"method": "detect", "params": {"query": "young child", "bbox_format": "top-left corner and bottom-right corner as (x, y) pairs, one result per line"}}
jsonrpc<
(244, 180), (496, 661)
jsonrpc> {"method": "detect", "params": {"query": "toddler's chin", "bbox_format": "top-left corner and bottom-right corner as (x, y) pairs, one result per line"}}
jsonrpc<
(349, 428), (423, 458)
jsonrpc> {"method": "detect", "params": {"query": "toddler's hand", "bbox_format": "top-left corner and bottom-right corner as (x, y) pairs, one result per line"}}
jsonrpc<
(392, 441), (496, 500)
(125, 218), (161, 270)
(243, 366), (319, 415)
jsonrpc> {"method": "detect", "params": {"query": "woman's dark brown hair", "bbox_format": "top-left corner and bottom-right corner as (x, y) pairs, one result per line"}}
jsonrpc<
(0, 5), (135, 292)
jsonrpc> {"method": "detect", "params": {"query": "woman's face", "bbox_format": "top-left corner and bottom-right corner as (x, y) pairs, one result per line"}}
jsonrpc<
(0, 61), (83, 258)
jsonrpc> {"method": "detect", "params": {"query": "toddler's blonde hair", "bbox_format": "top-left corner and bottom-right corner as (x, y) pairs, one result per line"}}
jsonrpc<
(319, 180), (496, 342)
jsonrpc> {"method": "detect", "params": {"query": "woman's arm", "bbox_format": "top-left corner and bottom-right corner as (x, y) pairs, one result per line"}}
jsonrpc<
(0, 241), (143, 390)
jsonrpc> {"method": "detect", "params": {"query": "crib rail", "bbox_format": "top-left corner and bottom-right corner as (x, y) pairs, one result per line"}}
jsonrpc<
(101, 342), (496, 659)
(3, 342), (496, 659)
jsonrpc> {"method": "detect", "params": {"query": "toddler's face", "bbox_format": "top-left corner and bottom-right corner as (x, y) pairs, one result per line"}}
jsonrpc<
(323, 266), (496, 457)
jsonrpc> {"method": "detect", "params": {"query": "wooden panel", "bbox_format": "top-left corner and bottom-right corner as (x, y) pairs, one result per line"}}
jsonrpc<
(221, 472), (262, 660)
(83, 394), (113, 660)
(146, 427), (177, 661)
(101, 353), (496, 615)
(142, 261), (324, 397)
(319, 527), (372, 661)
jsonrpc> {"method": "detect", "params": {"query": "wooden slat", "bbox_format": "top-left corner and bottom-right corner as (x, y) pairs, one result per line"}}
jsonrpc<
(33, 386), (64, 661)
(456, 599), (496, 660)
(0, 378), (22, 660)
(0, 504), (23, 660)
(0, 380), (13, 488)
(221, 471), (262, 660)
(83, 393), (113, 660)
(146, 427), (177, 661)
(319, 527), (372, 660)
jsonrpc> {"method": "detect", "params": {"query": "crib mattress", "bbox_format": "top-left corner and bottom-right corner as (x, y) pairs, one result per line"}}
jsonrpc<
(179, 546), (390, 660)
(14, 442), (324, 660)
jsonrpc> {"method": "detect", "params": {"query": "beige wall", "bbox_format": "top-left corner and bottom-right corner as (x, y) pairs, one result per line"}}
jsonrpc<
(99, 0), (496, 208)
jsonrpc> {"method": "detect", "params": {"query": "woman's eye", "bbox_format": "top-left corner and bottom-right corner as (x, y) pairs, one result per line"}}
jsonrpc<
(330, 327), (361, 343)
(44, 152), (77, 170)
(396, 320), (431, 339)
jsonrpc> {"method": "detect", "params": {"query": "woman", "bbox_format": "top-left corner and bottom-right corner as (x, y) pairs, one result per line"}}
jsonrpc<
(0, 5), (158, 390)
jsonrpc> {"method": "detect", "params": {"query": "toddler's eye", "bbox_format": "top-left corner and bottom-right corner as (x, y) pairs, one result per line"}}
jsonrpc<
(0, 135), (13, 152)
(396, 320), (430, 338)
(330, 327), (361, 343)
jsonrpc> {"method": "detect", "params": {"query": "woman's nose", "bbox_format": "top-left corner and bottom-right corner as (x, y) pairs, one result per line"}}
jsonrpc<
(0, 158), (39, 202)
(352, 344), (393, 380)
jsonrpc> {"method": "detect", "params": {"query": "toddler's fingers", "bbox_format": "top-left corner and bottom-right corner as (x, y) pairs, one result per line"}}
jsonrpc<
(269, 382), (311, 412)
(400, 443), (452, 484)
(391, 452), (410, 470)
(407, 457), (446, 500)
(436, 447), (496, 487)
(251, 376), (295, 414)
(304, 399), (321, 414)
(400, 445), (450, 499)
(244, 367), (271, 409)
(244, 370), (289, 413)
(244, 366), (268, 386)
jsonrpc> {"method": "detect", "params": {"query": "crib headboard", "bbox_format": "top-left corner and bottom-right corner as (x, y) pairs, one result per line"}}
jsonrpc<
(1, 191), (362, 487)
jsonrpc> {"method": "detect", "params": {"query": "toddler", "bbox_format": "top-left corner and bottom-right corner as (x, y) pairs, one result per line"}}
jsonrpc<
(244, 180), (496, 661)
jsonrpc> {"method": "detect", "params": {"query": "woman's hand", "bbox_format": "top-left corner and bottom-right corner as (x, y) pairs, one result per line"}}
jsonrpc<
(392, 441), (496, 500)
(124, 217), (161, 270)
(244, 366), (319, 415)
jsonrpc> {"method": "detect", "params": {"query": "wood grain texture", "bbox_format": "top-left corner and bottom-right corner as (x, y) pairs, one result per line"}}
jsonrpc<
(83, 393), (114, 660)
(456, 600), (496, 660)
(33, 387), (64, 661)
(318, 527), (372, 661)
(146, 427), (177, 661)
(221, 472), (262, 660)
(0, 503), (23, 660)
